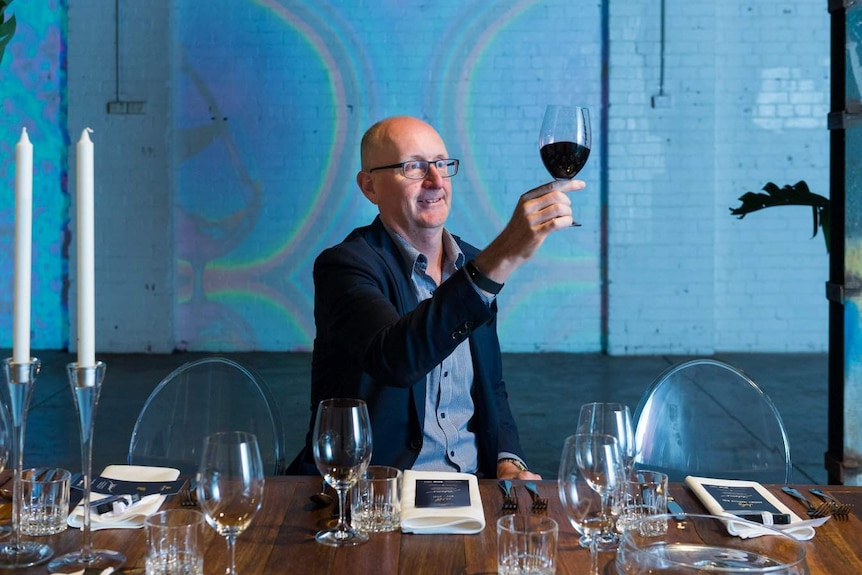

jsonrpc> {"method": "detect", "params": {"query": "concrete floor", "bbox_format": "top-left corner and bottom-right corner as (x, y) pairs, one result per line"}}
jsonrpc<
(15, 350), (829, 484)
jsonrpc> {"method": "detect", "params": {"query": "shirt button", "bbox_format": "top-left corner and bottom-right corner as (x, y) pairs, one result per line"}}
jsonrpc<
(443, 371), (449, 377)
(441, 412), (446, 419)
(450, 450), (455, 457)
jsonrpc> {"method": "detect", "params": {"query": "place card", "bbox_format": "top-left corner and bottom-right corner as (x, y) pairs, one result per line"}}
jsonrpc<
(72, 475), (184, 497)
(414, 479), (471, 508)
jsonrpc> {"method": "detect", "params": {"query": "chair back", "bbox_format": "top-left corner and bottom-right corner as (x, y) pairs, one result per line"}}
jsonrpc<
(127, 357), (286, 476)
(633, 358), (792, 484)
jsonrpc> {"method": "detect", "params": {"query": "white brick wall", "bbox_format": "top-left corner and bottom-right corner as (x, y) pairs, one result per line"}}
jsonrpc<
(67, 0), (174, 353)
(59, 0), (830, 354)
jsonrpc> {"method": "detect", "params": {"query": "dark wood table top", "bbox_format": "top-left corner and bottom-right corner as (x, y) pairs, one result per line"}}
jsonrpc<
(0, 476), (859, 574)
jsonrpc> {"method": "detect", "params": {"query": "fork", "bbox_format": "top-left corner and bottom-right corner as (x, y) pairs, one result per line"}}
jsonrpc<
(180, 479), (197, 507)
(524, 482), (548, 513)
(498, 480), (519, 512)
(809, 488), (853, 519)
(781, 486), (831, 518)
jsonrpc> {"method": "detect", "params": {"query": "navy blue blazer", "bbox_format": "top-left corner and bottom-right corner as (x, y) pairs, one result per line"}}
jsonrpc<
(289, 216), (525, 477)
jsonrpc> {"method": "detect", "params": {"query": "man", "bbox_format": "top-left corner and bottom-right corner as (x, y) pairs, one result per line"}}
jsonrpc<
(291, 116), (584, 479)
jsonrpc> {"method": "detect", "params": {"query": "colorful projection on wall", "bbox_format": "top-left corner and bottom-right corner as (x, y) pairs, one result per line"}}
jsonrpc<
(0, 2), (66, 351)
(172, 0), (602, 351)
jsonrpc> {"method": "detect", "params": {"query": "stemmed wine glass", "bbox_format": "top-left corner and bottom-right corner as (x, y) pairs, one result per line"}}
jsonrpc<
(577, 402), (636, 476)
(539, 105), (591, 225)
(196, 431), (265, 575)
(312, 398), (373, 547)
(558, 434), (625, 575)
(577, 402), (635, 550)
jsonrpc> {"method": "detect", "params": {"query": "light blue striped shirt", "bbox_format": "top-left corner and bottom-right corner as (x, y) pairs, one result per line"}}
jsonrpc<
(385, 227), (480, 473)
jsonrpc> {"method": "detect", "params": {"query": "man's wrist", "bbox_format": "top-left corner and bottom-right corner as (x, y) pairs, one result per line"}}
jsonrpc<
(498, 457), (528, 472)
(465, 260), (504, 295)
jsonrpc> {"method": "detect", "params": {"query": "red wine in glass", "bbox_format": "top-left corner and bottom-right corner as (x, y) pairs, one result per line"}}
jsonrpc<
(539, 105), (590, 226)
(539, 105), (591, 180)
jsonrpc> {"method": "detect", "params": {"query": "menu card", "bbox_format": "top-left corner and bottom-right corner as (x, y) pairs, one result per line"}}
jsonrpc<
(684, 475), (823, 541)
(401, 470), (485, 534)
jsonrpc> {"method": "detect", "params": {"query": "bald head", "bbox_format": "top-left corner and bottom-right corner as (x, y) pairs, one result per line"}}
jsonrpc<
(359, 116), (445, 171)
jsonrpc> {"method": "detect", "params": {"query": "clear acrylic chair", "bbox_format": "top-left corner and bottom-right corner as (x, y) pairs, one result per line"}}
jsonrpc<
(633, 358), (793, 484)
(127, 357), (286, 476)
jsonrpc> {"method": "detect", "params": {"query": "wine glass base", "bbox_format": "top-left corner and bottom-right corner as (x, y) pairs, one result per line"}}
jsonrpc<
(0, 541), (54, 569)
(315, 526), (369, 547)
(46, 548), (126, 573)
(594, 532), (620, 552)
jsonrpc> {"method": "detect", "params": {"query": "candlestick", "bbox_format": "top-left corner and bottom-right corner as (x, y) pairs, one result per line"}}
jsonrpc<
(0, 358), (53, 568)
(77, 128), (95, 368)
(13, 128), (32, 365)
(46, 361), (125, 573)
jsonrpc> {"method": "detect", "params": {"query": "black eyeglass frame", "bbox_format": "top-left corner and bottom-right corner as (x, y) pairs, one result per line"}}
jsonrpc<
(367, 158), (460, 179)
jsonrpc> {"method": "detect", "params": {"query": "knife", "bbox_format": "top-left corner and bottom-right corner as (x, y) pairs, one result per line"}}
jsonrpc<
(667, 497), (686, 520)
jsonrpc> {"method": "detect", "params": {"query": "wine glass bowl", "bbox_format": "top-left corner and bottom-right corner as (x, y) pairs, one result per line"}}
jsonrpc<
(558, 435), (609, 538)
(577, 402), (636, 477)
(539, 105), (591, 180)
(196, 431), (265, 575)
(312, 398), (373, 547)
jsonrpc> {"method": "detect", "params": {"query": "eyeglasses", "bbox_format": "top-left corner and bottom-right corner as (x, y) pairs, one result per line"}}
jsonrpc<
(367, 158), (459, 180)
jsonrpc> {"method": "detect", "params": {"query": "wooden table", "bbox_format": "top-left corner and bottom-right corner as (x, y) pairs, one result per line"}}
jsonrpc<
(1, 477), (860, 574)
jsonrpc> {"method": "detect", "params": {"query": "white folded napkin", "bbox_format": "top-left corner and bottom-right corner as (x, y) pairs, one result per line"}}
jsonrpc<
(50, 568), (115, 575)
(685, 476), (826, 541)
(67, 464), (180, 531)
(720, 512), (828, 541)
(400, 470), (485, 534)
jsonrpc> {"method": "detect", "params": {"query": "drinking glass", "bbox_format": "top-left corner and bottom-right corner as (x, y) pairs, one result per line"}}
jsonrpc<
(196, 431), (265, 575)
(539, 105), (591, 225)
(558, 434), (623, 575)
(312, 398), (373, 547)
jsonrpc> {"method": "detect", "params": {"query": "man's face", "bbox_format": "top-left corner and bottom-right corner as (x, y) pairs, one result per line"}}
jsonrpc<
(358, 118), (452, 243)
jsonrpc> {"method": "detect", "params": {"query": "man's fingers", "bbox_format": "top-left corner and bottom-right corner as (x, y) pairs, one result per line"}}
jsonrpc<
(521, 179), (586, 201)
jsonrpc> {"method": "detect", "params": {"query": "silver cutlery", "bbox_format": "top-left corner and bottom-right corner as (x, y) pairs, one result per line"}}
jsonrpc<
(524, 482), (548, 513)
(498, 480), (518, 512)
(809, 488), (853, 519)
(781, 486), (831, 518)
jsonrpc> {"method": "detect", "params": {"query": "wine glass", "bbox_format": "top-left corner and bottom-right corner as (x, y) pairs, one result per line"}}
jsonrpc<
(577, 402), (635, 549)
(558, 434), (624, 575)
(539, 105), (591, 225)
(196, 431), (265, 575)
(577, 402), (636, 476)
(312, 398), (373, 547)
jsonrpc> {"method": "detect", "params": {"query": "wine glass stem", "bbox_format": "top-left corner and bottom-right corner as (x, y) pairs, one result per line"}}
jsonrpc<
(588, 536), (599, 575)
(225, 534), (237, 575)
(335, 488), (349, 534)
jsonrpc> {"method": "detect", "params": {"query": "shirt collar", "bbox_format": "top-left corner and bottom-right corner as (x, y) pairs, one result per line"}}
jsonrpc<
(381, 223), (465, 277)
